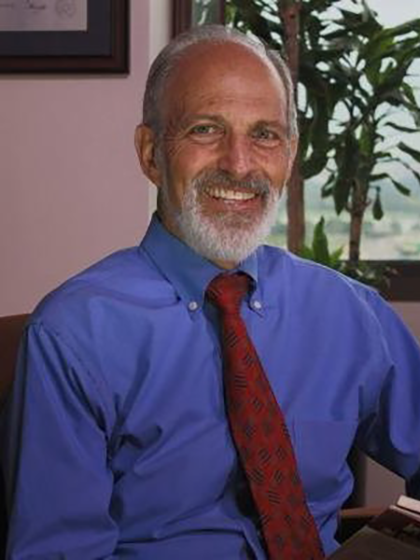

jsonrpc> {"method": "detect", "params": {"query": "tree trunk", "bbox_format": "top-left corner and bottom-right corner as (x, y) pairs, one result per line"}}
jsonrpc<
(348, 179), (367, 265)
(278, 0), (304, 254)
(287, 162), (305, 254)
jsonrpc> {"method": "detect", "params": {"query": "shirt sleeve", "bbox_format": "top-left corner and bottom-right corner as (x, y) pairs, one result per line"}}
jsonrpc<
(355, 291), (420, 498)
(1, 320), (119, 559)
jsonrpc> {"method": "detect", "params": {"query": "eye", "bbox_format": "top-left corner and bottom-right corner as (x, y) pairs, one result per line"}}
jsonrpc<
(252, 127), (282, 146)
(190, 124), (217, 135)
(188, 123), (223, 143)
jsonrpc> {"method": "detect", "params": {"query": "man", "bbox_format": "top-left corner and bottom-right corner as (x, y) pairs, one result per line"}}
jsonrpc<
(2, 25), (420, 559)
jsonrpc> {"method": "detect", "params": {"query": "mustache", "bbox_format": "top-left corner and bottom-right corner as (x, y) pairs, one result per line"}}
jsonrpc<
(191, 169), (272, 196)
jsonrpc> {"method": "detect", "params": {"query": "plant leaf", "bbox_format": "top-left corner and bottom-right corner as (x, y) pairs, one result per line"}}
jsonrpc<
(385, 122), (419, 134)
(312, 217), (331, 264)
(390, 178), (411, 196)
(372, 188), (384, 220)
(299, 245), (314, 261)
(398, 142), (420, 163)
(333, 133), (359, 214)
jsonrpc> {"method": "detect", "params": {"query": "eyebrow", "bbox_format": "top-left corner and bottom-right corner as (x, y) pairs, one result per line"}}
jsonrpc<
(252, 120), (288, 135)
(178, 114), (226, 128)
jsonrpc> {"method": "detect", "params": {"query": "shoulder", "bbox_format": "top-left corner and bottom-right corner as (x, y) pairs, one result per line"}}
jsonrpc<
(257, 245), (410, 367)
(30, 245), (173, 334)
(257, 244), (382, 312)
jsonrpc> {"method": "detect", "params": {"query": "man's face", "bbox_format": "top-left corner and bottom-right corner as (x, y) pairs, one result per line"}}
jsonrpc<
(138, 42), (297, 268)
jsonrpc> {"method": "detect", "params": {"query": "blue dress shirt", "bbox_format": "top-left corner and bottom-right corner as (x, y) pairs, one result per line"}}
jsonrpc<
(2, 214), (420, 559)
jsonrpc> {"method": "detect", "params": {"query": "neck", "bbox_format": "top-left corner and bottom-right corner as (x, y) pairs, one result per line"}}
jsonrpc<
(210, 257), (239, 270)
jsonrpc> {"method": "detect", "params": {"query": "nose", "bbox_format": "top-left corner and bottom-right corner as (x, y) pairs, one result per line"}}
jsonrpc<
(217, 133), (255, 179)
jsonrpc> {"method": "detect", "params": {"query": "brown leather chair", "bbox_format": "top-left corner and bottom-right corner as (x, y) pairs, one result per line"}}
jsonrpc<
(337, 506), (384, 543)
(336, 447), (375, 543)
(0, 313), (29, 558)
(0, 314), (29, 406)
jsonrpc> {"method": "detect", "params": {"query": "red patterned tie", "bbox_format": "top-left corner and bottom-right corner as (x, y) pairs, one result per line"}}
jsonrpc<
(206, 273), (325, 560)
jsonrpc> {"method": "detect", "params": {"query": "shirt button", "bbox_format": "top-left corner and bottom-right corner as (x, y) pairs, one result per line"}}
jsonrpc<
(253, 300), (262, 310)
(188, 301), (199, 311)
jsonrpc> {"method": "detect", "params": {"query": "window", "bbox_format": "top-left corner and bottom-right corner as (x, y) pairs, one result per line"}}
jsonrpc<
(172, 0), (225, 36)
(172, 0), (420, 301)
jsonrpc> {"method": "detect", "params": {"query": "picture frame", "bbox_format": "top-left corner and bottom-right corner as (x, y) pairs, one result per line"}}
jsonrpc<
(0, 0), (129, 74)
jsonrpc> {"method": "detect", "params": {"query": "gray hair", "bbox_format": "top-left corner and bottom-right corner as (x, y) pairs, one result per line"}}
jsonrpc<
(142, 24), (298, 138)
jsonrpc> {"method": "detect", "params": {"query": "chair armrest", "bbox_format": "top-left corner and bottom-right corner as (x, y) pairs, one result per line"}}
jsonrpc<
(337, 506), (385, 543)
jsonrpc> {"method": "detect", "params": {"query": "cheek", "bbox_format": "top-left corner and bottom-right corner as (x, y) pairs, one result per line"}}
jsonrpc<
(161, 158), (200, 207)
(170, 151), (217, 188)
(164, 136), (186, 161)
(266, 154), (293, 185)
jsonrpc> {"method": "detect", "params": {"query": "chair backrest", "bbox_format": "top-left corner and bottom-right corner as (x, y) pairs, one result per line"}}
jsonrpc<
(0, 314), (29, 405)
(0, 313), (29, 556)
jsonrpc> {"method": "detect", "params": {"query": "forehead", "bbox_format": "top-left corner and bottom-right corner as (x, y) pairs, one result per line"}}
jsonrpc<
(161, 42), (288, 125)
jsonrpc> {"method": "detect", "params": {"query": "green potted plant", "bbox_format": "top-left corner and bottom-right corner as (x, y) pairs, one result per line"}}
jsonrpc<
(225, 0), (420, 286)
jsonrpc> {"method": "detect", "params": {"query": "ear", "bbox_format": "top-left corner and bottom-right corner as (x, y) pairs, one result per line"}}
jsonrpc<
(134, 124), (163, 187)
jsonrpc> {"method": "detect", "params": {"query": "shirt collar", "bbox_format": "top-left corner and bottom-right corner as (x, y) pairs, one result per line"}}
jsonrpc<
(140, 214), (261, 312)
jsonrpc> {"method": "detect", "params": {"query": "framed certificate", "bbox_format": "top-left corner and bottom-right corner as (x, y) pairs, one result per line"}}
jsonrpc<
(0, 0), (129, 73)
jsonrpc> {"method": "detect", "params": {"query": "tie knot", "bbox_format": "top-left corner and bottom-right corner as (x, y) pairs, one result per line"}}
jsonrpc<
(206, 273), (250, 314)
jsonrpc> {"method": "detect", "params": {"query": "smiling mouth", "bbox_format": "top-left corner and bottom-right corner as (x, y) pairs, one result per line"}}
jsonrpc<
(204, 186), (257, 201)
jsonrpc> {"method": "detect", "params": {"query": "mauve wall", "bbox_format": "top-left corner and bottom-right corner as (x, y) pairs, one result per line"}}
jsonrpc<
(0, 0), (158, 315)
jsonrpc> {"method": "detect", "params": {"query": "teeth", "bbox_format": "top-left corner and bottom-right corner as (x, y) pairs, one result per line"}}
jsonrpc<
(206, 188), (256, 201)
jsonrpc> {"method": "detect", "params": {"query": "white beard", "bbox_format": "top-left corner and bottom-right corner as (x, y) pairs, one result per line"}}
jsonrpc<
(159, 168), (281, 264)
